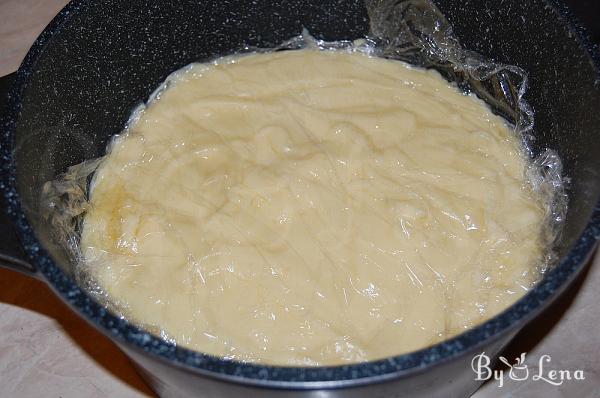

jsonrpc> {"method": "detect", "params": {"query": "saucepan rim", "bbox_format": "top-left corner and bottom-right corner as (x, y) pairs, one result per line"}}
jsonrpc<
(1, 0), (599, 389)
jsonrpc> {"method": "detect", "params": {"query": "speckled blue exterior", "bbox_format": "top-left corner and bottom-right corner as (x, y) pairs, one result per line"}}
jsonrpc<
(1, 0), (599, 396)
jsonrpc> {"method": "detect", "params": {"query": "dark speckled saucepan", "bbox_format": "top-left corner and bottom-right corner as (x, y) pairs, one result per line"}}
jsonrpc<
(0, 0), (599, 397)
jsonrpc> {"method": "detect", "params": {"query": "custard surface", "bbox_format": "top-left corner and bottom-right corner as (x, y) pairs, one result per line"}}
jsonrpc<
(82, 50), (545, 365)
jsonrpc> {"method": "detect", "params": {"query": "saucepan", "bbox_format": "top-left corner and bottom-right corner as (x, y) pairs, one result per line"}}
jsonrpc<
(0, 0), (599, 397)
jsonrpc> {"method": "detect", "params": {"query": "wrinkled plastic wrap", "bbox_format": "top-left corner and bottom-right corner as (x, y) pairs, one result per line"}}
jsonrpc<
(41, 0), (567, 365)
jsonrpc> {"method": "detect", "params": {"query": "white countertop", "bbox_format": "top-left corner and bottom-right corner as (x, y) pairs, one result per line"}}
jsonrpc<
(0, 1), (598, 396)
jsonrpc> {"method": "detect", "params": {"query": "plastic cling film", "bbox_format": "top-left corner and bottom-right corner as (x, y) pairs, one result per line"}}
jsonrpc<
(41, 158), (104, 263)
(41, 1), (566, 366)
(365, 0), (535, 135)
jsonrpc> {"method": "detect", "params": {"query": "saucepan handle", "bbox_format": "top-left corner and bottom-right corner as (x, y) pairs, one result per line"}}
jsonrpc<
(0, 72), (39, 279)
(0, 206), (38, 277)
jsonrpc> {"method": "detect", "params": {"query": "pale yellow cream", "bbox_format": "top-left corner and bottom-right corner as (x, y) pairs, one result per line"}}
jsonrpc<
(81, 50), (546, 365)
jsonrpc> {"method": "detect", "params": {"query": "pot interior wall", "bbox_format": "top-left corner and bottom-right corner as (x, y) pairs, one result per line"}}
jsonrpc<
(11, 0), (600, 277)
